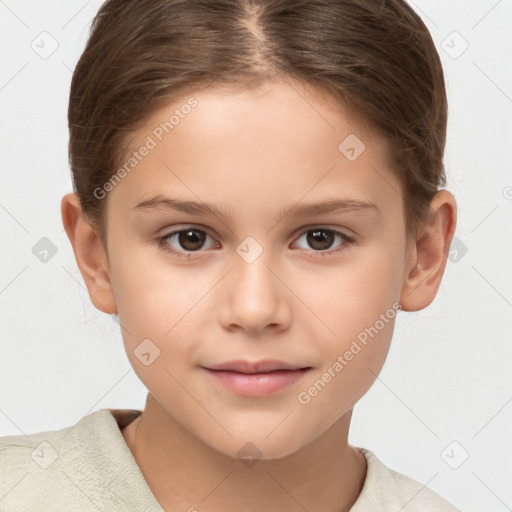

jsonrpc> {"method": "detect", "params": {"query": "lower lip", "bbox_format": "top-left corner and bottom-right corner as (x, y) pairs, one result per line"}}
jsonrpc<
(203, 368), (311, 398)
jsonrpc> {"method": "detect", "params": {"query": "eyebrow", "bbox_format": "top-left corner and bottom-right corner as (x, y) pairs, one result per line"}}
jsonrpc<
(132, 195), (380, 222)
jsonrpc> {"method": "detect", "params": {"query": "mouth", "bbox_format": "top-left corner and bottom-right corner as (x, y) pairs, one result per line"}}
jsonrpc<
(204, 359), (311, 374)
(201, 359), (312, 397)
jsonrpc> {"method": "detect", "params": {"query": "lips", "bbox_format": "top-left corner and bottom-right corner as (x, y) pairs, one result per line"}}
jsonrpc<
(201, 359), (312, 397)
(203, 359), (310, 374)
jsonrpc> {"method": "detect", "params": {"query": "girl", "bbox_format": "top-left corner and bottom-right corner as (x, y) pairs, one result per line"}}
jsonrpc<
(1, 0), (462, 510)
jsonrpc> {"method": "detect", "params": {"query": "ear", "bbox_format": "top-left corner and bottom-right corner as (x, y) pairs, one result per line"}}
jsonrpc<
(61, 192), (117, 315)
(399, 190), (457, 312)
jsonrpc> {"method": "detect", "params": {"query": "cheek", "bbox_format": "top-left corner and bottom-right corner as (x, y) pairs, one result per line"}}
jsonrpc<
(292, 246), (399, 399)
(109, 247), (215, 382)
(111, 253), (206, 409)
(295, 244), (401, 336)
(295, 298), (397, 429)
(110, 242), (207, 331)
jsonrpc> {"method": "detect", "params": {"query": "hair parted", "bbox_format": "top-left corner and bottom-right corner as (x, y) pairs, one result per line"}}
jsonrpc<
(68, 0), (447, 243)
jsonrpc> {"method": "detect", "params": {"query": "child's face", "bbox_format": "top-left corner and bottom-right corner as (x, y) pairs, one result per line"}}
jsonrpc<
(104, 80), (414, 458)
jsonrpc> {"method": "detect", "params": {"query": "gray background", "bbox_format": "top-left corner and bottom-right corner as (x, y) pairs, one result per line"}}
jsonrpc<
(1, 1), (511, 510)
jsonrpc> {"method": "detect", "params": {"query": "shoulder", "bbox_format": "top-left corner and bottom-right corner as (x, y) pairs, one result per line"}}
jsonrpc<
(351, 448), (463, 512)
(0, 415), (78, 490)
(0, 408), (161, 512)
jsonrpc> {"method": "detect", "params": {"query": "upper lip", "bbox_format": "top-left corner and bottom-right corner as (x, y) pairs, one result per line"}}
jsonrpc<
(203, 359), (310, 374)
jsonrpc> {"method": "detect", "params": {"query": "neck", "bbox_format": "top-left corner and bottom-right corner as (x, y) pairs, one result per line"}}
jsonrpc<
(122, 393), (366, 512)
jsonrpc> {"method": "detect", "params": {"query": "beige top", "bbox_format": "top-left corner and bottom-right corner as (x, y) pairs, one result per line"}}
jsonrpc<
(0, 408), (462, 511)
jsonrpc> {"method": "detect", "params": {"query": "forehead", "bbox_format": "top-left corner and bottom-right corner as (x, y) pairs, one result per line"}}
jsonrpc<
(109, 80), (403, 221)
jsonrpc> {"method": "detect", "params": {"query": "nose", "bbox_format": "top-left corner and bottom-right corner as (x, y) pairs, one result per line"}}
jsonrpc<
(218, 247), (292, 335)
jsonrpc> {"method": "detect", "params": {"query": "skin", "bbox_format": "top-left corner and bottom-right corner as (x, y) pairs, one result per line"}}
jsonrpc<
(61, 79), (457, 512)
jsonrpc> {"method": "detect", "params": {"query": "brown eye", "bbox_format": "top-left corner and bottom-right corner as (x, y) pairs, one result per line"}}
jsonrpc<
(159, 227), (217, 257)
(176, 229), (207, 251)
(293, 227), (355, 258)
(306, 229), (336, 250)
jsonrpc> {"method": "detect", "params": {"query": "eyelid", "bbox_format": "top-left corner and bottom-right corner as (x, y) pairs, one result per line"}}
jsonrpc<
(290, 223), (357, 240)
(157, 222), (218, 238)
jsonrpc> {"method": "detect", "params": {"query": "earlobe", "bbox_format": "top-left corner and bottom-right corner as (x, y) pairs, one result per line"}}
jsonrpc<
(61, 192), (117, 315)
(399, 190), (457, 312)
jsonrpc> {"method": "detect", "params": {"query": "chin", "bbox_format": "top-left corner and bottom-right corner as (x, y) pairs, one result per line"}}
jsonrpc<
(202, 424), (317, 462)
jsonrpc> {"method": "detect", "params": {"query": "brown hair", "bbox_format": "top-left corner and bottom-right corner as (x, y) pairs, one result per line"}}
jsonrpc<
(68, 0), (447, 244)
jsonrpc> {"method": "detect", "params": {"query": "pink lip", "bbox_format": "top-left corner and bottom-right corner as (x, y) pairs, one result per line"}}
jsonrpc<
(202, 359), (312, 398)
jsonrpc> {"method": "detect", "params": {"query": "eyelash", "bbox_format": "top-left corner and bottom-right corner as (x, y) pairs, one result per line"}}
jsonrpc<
(157, 226), (355, 260)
